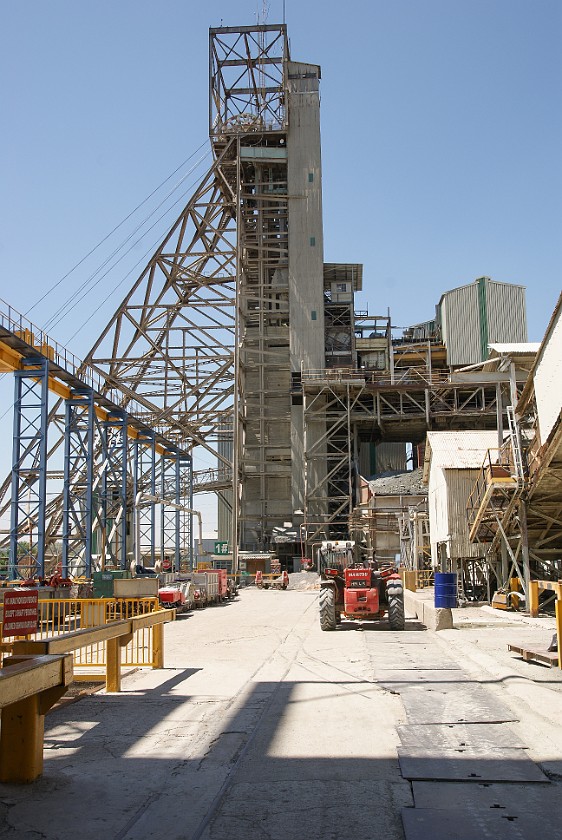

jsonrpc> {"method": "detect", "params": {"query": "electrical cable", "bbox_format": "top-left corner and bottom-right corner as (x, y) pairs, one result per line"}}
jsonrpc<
(42, 148), (211, 333)
(61, 167), (218, 344)
(24, 138), (210, 319)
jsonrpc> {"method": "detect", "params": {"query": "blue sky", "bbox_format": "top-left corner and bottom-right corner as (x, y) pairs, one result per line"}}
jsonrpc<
(0, 1), (561, 536)
(1, 0), (560, 352)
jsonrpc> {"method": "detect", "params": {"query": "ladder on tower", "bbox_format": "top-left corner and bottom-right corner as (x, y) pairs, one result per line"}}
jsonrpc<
(506, 405), (525, 488)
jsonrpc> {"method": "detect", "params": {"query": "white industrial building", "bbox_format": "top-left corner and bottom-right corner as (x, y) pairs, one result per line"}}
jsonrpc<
(423, 430), (499, 570)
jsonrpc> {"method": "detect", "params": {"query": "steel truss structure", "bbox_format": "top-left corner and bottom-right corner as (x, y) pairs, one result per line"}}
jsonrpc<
(61, 389), (94, 577)
(9, 358), (49, 579)
(0, 304), (193, 578)
(303, 370), (506, 543)
(82, 25), (293, 558)
(467, 399), (562, 604)
(1, 24), (297, 573)
(3, 23), (540, 581)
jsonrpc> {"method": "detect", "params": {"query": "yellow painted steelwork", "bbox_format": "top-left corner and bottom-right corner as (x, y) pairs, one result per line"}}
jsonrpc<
(7, 603), (174, 692)
(2, 597), (164, 671)
(0, 340), (167, 451)
(526, 579), (561, 670)
(0, 341), (23, 372)
(416, 570), (435, 589)
(0, 653), (73, 783)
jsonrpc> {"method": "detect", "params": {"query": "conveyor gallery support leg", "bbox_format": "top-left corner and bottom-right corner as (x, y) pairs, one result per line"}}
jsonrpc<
(9, 357), (49, 580)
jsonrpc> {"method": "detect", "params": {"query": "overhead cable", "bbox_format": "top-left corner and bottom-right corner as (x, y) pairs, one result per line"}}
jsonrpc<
(25, 138), (210, 319)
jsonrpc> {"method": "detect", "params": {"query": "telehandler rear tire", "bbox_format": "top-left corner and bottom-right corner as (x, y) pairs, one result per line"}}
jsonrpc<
(387, 585), (405, 631)
(319, 586), (337, 631)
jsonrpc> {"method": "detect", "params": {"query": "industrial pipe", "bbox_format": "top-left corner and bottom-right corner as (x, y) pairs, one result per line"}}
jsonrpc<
(133, 493), (207, 566)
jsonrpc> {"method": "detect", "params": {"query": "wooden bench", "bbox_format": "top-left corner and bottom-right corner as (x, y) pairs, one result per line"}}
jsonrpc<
(0, 653), (73, 783)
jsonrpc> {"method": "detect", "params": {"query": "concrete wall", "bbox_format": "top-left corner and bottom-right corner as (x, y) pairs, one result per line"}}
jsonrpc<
(287, 60), (326, 511)
(287, 60), (325, 372)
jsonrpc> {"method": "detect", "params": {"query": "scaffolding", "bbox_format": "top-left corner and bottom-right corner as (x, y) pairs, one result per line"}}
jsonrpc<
(302, 363), (506, 544)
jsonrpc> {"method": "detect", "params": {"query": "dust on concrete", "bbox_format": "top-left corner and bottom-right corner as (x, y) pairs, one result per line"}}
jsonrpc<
(287, 571), (319, 591)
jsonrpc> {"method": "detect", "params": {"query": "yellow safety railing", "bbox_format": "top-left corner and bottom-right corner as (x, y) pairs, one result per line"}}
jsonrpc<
(416, 570), (435, 589)
(2, 598), (161, 670)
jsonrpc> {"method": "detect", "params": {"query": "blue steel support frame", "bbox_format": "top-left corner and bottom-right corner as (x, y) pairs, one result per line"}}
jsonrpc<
(9, 357), (49, 580)
(133, 432), (157, 567)
(100, 410), (128, 569)
(179, 455), (193, 569)
(62, 388), (95, 578)
(161, 451), (181, 572)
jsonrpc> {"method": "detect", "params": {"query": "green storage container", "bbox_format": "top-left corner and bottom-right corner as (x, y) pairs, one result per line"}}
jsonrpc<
(92, 570), (130, 598)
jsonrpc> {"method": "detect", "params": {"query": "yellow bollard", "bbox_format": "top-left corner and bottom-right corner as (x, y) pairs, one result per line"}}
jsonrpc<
(403, 570), (417, 592)
(106, 638), (121, 692)
(529, 580), (539, 617)
(0, 695), (45, 783)
(554, 586), (562, 668)
(152, 623), (164, 669)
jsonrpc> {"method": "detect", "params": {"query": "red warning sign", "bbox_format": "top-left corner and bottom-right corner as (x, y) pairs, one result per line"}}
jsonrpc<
(2, 590), (39, 637)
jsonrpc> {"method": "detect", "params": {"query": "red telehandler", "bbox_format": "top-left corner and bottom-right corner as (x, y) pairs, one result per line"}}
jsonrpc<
(318, 541), (405, 631)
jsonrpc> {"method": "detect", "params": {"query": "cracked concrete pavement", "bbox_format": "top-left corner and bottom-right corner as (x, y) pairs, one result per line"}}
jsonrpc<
(0, 587), (560, 839)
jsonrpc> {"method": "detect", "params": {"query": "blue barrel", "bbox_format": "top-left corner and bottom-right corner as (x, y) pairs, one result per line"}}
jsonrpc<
(434, 572), (458, 608)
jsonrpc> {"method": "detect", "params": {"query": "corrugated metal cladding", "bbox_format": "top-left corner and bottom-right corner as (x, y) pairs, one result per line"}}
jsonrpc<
(441, 278), (527, 366)
(428, 467), (448, 563)
(359, 442), (407, 478)
(441, 283), (480, 366)
(445, 469), (484, 559)
(427, 430), (498, 470)
(534, 302), (562, 444)
(485, 281), (527, 346)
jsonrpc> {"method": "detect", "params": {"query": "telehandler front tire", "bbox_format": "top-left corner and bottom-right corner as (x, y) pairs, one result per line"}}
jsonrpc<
(319, 586), (337, 631)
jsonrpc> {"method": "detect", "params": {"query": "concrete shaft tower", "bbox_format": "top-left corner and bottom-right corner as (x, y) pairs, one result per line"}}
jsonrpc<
(210, 25), (326, 550)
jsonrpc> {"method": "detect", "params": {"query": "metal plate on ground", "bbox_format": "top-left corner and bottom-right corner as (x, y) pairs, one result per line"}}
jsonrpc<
(365, 634), (431, 644)
(399, 685), (515, 724)
(398, 723), (527, 750)
(376, 669), (469, 686)
(412, 781), (555, 812)
(370, 652), (461, 670)
(398, 747), (548, 782)
(403, 808), (551, 840)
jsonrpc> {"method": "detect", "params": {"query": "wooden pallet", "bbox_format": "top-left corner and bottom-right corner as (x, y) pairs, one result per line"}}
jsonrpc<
(508, 643), (559, 668)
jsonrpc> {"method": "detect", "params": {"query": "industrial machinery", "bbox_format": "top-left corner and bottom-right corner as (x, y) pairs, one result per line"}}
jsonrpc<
(318, 541), (405, 631)
(159, 579), (195, 612)
(255, 570), (289, 590)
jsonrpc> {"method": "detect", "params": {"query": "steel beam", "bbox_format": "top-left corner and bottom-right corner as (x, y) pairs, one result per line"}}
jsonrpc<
(62, 388), (94, 578)
(9, 358), (49, 579)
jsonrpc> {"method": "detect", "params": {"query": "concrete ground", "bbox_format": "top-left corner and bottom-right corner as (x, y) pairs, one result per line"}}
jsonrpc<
(0, 584), (561, 839)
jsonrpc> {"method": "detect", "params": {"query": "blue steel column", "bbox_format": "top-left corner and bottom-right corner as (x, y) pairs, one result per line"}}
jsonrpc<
(100, 410), (128, 569)
(134, 432), (157, 566)
(9, 357), (49, 580)
(173, 452), (181, 571)
(179, 455), (193, 570)
(62, 388), (95, 578)
(161, 450), (180, 572)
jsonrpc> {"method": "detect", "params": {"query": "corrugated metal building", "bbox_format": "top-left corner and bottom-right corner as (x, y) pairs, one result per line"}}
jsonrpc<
(423, 430), (499, 568)
(439, 277), (527, 367)
(358, 442), (408, 478)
